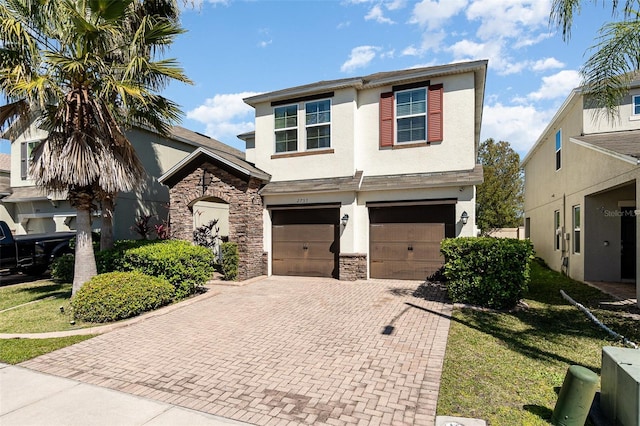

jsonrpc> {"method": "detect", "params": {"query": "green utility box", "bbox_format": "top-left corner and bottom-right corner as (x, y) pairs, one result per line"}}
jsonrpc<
(601, 346), (640, 426)
(552, 365), (598, 426)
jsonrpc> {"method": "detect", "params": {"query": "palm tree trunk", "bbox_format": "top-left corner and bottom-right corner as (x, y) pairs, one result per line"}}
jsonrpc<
(100, 193), (115, 251)
(72, 198), (98, 296)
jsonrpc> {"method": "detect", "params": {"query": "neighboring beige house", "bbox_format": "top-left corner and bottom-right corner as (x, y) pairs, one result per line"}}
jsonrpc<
(1, 124), (242, 240)
(523, 81), (639, 304)
(0, 152), (15, 230)
(162, 60), (487, 281)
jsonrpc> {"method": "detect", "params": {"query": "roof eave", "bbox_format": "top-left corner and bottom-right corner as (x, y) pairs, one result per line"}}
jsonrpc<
(569, 137), (640, 165)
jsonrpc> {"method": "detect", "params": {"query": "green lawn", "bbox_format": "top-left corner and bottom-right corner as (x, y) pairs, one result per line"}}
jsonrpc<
(0, 280), (92, 333)
(437, 261), (640, 425)
(0, 279), (97, 364)
(0, 336), (95, 364)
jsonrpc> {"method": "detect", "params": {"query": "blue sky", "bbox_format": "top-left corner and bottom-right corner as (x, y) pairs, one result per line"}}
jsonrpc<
(0, 0), (614, 157)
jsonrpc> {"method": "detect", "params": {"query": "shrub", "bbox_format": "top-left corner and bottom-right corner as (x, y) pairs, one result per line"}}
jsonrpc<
(119, 240), (214, 299)
(72, 271), (174, 323)
(440, 237), (534, 309)
(50, 253), (75, 283)
(95, 239), (154, 273)
(221, 242), (239, 281)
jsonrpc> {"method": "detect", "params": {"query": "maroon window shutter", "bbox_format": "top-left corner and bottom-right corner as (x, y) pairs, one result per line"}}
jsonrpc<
(428, 84), (443, 142)
(379, 92), (394, 148)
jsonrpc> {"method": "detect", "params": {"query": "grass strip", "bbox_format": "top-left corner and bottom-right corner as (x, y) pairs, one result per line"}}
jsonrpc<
(0, 335), (95, 364)
(436, 260), (639, 425)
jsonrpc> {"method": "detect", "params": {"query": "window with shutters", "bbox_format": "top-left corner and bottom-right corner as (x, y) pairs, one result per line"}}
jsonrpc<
(21, 140), (40, 180)
(379, 84), (443, 148)
(396, 88), (426, 143)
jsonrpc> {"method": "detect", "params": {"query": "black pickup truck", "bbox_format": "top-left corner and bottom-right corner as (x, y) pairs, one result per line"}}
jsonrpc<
(0, 220), (75, 276)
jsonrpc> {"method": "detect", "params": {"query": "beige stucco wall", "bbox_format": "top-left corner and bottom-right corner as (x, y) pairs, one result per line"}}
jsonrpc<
(248, 72), (478, 182)
(525, 92), (639, 287)
(583, 87), (640, 134)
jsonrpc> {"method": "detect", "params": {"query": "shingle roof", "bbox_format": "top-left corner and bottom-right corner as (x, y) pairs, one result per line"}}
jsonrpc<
(571, 131), (640, 160)
(359, 165), (484, 191)
(259, 171), (363, 195)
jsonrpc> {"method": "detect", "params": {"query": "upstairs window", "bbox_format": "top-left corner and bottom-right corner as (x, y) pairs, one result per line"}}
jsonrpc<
(273, 98), (332, 154)
(396, 89), (426, 143)
(379, 83), (443, 148)
(274, 105), (298, 153)
(555, 129), (562, 171)
(633, 95), (640, 115)
(306, 100), (331, 150)
(21, 140), (40, 180)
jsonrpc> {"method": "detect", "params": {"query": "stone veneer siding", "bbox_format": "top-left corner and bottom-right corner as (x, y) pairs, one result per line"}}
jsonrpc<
(339, 253), (368, 281)
(168, 162), (264, 281)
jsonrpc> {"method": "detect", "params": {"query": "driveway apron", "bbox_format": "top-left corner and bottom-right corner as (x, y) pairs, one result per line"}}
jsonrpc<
(21, 276), (452, 425)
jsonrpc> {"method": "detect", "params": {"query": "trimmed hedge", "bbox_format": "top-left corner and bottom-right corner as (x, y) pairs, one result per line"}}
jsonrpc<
(96, 239), (154, 274)
(221, 242), (239, 281)
(440, 237), (534, 309)
(72, 271), (174, 323)
(119, 240), (214, 298)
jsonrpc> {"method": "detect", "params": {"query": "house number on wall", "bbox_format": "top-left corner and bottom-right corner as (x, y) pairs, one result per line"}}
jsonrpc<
(296, 198), (309, 204)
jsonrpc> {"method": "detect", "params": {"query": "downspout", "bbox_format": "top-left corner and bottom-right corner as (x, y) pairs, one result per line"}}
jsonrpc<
(562, 193), (569, 276)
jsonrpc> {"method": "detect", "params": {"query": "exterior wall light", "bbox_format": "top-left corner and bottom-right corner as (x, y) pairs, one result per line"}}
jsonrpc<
(460, 211), (469, 225)
(341, 214), (349, 226)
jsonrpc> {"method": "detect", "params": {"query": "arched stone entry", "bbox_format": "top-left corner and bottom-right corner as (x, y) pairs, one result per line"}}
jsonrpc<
(160, 148), (270, 281)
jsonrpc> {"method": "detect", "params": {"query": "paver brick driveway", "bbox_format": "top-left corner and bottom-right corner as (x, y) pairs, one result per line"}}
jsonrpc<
(22, 276), (452, 425)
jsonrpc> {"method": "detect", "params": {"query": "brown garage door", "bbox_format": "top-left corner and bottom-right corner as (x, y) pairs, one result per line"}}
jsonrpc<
(271, 208), (338, 278)
(369, 204), (454, 280)
(370, 223), (444, 279)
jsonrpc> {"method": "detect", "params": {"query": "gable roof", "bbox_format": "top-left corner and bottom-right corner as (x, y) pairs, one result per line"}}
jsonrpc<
(159, 146), (270, 187)
(169, 126), (244, 158)
(570, 130), (640, 164)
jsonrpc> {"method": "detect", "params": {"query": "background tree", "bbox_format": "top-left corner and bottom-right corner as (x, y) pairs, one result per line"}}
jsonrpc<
(551, 0), (640, 118)
(0, 0), (191, 294)
(476, 138), (524, 235)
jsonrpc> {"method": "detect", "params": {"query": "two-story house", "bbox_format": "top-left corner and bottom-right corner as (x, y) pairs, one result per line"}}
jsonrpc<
(1, 124), (245, 241)
(523, 80), (640, 305)
(161, 60), (486, 281)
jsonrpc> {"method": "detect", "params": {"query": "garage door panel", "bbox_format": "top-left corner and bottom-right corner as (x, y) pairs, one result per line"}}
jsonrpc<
(370, 221), (446, 280)
(272, 217), (337, 278)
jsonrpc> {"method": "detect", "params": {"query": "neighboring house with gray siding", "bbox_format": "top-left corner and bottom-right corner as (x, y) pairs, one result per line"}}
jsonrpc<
(1, 124), (245, 241)
(523, 81), (639, 305)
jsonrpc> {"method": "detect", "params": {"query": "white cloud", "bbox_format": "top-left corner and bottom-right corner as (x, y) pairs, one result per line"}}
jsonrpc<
(531, 57), (565, 72)
(410, 0), (468, 30)
(187, 92), (261, 142)
(341, 45), (380, 73)
(365, 4), (395, 24)
(528, 70), (581, 101)
(481, 102), (555, 154)
(466, 0), (551, 41)
(385, 0), (406, 10)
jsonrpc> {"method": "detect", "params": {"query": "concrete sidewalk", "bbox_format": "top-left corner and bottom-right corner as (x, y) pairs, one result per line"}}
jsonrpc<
(0, 363), (250, 426)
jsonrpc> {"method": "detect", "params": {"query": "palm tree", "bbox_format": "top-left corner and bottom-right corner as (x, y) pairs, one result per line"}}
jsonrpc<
(551, 0), (640, 118)
(0, 0), (191, 294)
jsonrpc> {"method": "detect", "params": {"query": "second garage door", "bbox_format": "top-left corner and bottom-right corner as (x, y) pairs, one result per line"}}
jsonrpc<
(369, 203), (455, 280)
(271, 208), (339, 278)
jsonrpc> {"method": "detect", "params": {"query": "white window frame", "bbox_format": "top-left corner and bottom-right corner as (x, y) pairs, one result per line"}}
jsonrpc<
(21, 139), (41, 181)
(274, 99), (332, 154)
(555, 129), (562, 171)
(395, 87), (427, 144)
(305, 99), (331, 151)
(554, 210), (561, 251)
(572, 205), (581, 254)
(633, 95), (640, 115)
(274, 104), (298, 154)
